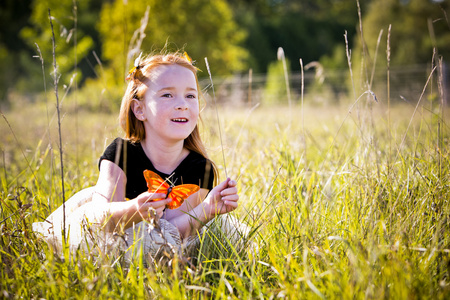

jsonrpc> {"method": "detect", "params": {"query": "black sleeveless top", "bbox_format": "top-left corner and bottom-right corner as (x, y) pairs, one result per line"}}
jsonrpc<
(99, 138), (215, 199)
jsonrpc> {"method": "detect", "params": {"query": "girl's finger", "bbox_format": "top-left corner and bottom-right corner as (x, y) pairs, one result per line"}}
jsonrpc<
(214, 178), (230, 191)
(148, 192), (168, 200)
(220, 187), (238, 196)
(138, 192), (167, 202)
(221, 194), (239, 201)
(223, 200), (238, 209)
(136, 192), (158, 200)
(146, 198), (171, 208)
(227, 180), (237, 187)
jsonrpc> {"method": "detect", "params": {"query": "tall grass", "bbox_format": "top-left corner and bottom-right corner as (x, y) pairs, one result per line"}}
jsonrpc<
(1, 95), (449, 298)
(1, 4), (449, 297)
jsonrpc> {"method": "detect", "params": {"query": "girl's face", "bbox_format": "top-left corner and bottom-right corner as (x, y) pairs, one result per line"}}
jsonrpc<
(138, 64), (199, 144)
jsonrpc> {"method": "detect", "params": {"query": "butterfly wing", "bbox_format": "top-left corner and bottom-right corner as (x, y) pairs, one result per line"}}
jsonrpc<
(143, 170), (200, 209)
(143, 170), (170, 200)
(166, 184), (200, 209)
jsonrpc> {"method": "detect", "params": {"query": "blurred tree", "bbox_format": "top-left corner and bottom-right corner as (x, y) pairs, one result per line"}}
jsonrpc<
(97, 0), (248, 86)
(20, 0), (100, 92)
(362, 0), (450, 67)
(10, 0), (448, 107)
(0, 0), (33, 102)
(228, 0), (363, 73)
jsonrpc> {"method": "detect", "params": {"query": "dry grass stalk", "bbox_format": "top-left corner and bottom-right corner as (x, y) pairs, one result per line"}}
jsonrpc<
(248, 68), (252, 107)
(299, 58), (306, 158)
(126, 6), (150, 73)
(387, 24), (392, 173)
(205, 57), (227, 178)
(277, 47), (291, 108)
(344, 31), (356, 101)
(48, 9), (66, 242)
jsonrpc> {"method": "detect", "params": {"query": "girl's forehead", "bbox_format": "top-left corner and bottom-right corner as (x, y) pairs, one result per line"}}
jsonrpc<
(148, 64), (196, 82)
(144, 65), (198, 94)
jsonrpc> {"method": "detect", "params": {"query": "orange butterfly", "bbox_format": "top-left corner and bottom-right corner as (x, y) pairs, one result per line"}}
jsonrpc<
(143, 170), (200, 209)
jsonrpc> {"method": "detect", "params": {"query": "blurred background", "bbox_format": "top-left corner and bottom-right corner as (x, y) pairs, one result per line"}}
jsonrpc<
(0, 0), (449, 110)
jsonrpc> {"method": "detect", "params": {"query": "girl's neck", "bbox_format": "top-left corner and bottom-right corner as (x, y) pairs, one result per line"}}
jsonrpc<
(140, 138), (189, 174)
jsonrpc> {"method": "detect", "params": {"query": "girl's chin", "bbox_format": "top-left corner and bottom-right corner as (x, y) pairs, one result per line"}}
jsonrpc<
(166, 133), (193, 142)
(168, 127), (195, 138)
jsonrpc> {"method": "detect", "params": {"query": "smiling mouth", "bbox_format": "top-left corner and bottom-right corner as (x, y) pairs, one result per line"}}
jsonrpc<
(171, 118), (188, 123)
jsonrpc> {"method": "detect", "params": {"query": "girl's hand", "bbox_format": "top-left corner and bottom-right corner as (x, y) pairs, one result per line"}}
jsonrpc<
(133, 192), (171, 220)
(204, 178), (239, 217)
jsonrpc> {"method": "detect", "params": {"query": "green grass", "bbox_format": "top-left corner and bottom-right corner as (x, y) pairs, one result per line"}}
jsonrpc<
(1, 94), (449, 298)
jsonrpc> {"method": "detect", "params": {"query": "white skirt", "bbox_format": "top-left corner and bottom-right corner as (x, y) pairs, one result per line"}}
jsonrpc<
(32, 187), (182, 265)
(33, 187), (253, 266)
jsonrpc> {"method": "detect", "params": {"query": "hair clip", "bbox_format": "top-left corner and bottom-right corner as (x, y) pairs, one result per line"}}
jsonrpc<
(183, 51), (201, 72)
(183, 51), (193, 64)
(126, 52), (143, 81)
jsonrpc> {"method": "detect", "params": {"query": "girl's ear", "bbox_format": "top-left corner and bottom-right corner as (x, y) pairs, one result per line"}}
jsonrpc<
(131, 99), (146, 121)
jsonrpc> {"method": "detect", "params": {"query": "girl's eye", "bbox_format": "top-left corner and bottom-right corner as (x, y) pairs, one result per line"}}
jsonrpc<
(162, 93), (173, 98)
(186, 94), (197, 99)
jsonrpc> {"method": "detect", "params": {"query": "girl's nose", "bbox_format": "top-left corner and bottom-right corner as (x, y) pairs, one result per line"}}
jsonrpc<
(175, 97), (188, 110)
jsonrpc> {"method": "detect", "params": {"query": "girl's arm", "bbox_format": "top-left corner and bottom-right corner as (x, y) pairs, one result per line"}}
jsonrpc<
(75, 160), (170, 231)
(164, 178), (239, 239)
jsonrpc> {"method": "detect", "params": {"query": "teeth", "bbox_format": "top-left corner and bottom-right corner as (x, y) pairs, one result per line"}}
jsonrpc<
(172, 118), (187, 122)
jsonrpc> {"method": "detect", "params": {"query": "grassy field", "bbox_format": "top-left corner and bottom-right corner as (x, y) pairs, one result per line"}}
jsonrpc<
(1, 92), (449, 298)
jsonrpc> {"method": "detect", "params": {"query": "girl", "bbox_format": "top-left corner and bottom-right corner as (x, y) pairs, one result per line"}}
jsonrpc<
(33, 52), (240, 261)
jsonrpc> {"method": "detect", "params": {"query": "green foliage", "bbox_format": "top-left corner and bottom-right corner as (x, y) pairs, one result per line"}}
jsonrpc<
(97, 0), (248, 85)
(263, 59), (291, 105)
(20, 0), (97, 90)
(317, 45), (351, 102)
(0, 0), (34, 99)
(0, 45), (15, 100)
(320, 44), (348, 70)
(229, 0), (362, 73)
(64, 77), (124, 113)
(362, 0), (450, 67)
(5, 0), (449, 108)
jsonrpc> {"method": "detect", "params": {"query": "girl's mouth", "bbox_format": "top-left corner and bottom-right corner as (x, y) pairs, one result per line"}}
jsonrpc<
(171, 118), (188, 123)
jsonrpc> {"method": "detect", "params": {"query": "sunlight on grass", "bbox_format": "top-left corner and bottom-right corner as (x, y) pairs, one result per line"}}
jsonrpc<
(1, 98), (449, 298)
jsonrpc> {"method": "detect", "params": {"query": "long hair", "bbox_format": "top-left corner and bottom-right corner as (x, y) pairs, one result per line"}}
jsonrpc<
(119, 52), (219, 184)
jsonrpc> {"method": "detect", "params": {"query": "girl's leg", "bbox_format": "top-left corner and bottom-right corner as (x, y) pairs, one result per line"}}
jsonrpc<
(32, 187), (95, 246)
